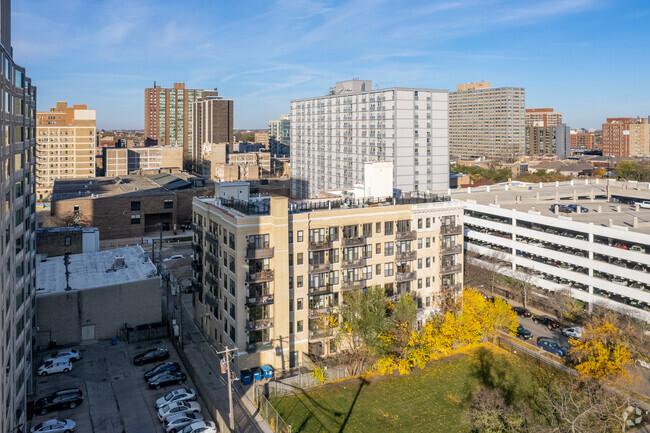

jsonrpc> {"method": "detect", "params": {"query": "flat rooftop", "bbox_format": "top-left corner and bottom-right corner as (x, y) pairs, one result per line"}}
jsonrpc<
(451, 180), (650, 235)
(36, 246), (158, 295)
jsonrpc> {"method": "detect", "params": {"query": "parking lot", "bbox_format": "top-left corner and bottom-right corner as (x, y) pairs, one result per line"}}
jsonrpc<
(30, 339), (210, 433)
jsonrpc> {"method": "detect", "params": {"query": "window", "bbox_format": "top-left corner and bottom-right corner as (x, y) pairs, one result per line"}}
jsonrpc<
(376, 264), (381, 275)
(297, 320), (304, 333)
(362, 244), (372, 259)
(73, 205), (79, 215)
(329, 227), (339, 241)
(297, 298), (303, 310)
(131, 201), (141, 211)
(376, 222), (381, 234)
(289, 254), (293, 266)
(376, 243), (381, 254)
(384, 221), (394, 235)
(297, 253), (303, 265)
(384, 262), (394, 277)
(163, 199), (173, 209)
(426, 238), (431, 248)
(297, 276), (303, 288)
(418, 218), (423, 229)
(418, 279), (423, 289)
(131, 215), (141, 224)
(426, 277), (431, 287)
(426, 218), (431, 228)
(384, 242), (394, 256)
(418, 258), (423, 269)
(363, 223), (372, 238)
(329, 270), (339, 285)
(64, 236), (71, 246)
(289, 231), (293, 243)
(418, 238), (423, 249)
(297, 230), (303, 242)
(426, 257), (431, 268)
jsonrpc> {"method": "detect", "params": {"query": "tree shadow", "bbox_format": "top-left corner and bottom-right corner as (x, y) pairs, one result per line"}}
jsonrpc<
(337, 377), (368, 433)
(468, 347), (520, 405)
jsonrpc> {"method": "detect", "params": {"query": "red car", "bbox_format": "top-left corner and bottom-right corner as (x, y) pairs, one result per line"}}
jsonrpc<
(613, 243), (628, 250)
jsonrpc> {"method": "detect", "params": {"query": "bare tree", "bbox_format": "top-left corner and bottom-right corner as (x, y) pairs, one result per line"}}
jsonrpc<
(465, 250), (509, 295)
(464, 386), (530, 433)
(510, 268), (536, 310)
(53, 210), (92, 228)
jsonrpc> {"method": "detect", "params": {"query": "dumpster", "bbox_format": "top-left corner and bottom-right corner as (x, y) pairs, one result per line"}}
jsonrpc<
(111, 337), (117, 346)
(252, 367), (262, 382)
(260, 364), (274, 380)
(240, 369), (252, 385)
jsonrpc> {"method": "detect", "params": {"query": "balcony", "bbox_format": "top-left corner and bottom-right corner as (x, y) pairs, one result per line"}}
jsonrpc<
(191, 223), (203, 234)
(441, 225), (462, 235)
(205, 232), (217, 243)
(246, 246), (275, 260)
(205, 272), (217, 287)
(309, 328), (334, 339)
(246, 295), (274, 307)
(309, 240), (332, 251)
(441, 283), (462, 292)
(341, 280), (365, 291)
(191, 260), (203, 273)
(309, 284), (334, 296)
(308, 307), (333, 319)
(247, 318), (274, 331)
(309, 262), (331, 273)
(341, 236), (365, 247)
(205, 292), (218, 308)
(205, 251), (218, 265)
(341, 257), (366, 269)
(396, 250), (417, 261)
(247, 269), (274, 283)
(246, 341), (274, 354)
(396, 230), (417, 241)
(440, 264), (462, 275)
(396, 270), (417, 282)
(191, 242), (202, 253)
(440, 244), (462, 255)
(191, 278), (202, 292)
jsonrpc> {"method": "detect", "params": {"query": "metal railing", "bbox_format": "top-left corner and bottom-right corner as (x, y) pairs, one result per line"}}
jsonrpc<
(308, 285), (334, 295)
(308, 262), (331, 273)
(441, 225), (462, 235)
(247, 318), (274, 331)
(308, 240), (332, 250)
(246, 295), (274, 307)
(247, 269), (274, 283)
(440, 264), (462, 274)
(246, 247), (275, 260)
(341, 257), (366, 269)
(396, 230), (417, 240)
(440, 244), (462, 255)
(341, 236), (366, 247)
(396, 250), (417, 261)
(395, 270), (416, 282)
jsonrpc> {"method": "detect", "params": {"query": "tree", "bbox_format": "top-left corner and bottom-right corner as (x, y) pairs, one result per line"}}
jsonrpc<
(54, 210), (92, 227)
(464, 386), (529, 433)
(510, 269), (535, 310)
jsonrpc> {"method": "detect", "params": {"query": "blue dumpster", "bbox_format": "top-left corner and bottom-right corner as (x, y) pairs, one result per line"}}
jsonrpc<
(111, 337), (117, 346)
(240, 369), (252, 385)
(260, 365), (274, 380)
(251, 367), (262, 382)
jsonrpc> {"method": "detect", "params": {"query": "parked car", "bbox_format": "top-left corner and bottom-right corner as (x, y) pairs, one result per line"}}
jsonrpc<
(30, 419), (77, 433)
(537, 337), (567, 357)
(516, 325), (533, 340)
(512, 306), (532, 318)
(34, 389), (83, 415)
(561, 327), (583, 339)
(134, 348), (170, 366)
(156, 388), (197, 409)
(158, 400), (201, 422)
(637, 201), (650, 209)
(612, 242), (628, 250)
(149, 371), (187, 390)
(164, 255), (184, 262)
(179, 421), (217, 433)
(164, 412), (204, 433)
(38, 358), (73, 376)
(532, 315), (561, 330)
(566, 204), (589, 213)
(145, 362), (181, 381)
(550, 204), (572, 213)
(41, 349), (81, 364)
(630, 245), (645, 253)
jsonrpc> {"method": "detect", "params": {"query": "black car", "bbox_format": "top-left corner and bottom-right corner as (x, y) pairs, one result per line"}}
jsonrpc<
(512, 306), (532, 318)
(532, 315), (560, 330)
(550, 204), (572, 214)
(144, 361), (180, 380)
(34, 388), (83, 415)
(133, 348), (170, 366)
(148, 371), (187, 390)
(516, 325), (533, 340)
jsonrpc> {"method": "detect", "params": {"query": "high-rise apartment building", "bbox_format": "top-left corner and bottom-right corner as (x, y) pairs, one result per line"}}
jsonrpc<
(36, 102), (96, 200)
(0, 1), (38, 430)
(191, 186), (463, 369)
(524, 108), (571, 158)
(144, 83), (219, 159)
(602, 117), (650, 157)
(290, 79), (449, 199)
(192, 91), (233, 162)
(269, 114), (290, 157)
(449, 82), (525, 159)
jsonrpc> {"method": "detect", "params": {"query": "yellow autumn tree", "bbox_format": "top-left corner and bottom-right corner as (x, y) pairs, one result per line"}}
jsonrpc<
(569, 317), (632, 380)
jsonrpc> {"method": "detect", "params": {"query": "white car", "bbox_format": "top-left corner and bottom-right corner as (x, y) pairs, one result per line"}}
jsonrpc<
(158, 401), (201, 422)
(156, 388), (197, 409)
(637, 201), (650, 209)
(42, 349), (81, 364)
(38, 358), (73, 376)
(179, 421), (217, 433)
(164, 412), (204, 433)
(561, 326), (583, 339)
(30, 419), (77, 433)
(164, 255), (184, 262)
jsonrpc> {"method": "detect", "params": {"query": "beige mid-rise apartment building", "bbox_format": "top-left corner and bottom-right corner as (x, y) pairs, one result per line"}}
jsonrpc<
(201, 143), (270, 182)
(449, 82), (525, 159)
(602, 117), (650, 157)
(191, 186), (463, 370)
(525, 108), (563, 127)
(36, 102), (96, 200)
(103, 146), (183, 176)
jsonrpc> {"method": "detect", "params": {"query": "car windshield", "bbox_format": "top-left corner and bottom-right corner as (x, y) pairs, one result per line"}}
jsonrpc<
(165, 391), (176, 401)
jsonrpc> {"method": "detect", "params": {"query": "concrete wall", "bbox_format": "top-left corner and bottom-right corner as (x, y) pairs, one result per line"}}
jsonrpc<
(36, 276), (162, 348)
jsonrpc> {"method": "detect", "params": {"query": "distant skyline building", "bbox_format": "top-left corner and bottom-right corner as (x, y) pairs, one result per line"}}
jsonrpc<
(524, 108), (571, 158)
(525, 108), (563, 127)
(192, 91), (234, 162)
(602, 117), (650, 157)
(0, 0), (38, 431)
(570, 131), (595, 150)
(291, 79), (449, 199)
(449, 81), (525, 159)
(269, 114), (290, 156)
(36, 102), (96, 200)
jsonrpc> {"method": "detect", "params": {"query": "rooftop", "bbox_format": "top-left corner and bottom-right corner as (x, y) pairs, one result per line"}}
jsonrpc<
(36, 246), (158, 295)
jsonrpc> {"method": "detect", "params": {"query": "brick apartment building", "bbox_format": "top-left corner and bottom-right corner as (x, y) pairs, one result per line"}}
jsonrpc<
(602, 117), (650, 157)
(570, 132), (595, 150)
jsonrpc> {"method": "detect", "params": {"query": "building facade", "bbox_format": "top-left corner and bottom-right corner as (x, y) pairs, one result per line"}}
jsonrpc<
(36, 102), (96, 200)
(602, 117), (650, 157)
(269, 114), (290, 156)
(525, 108), (563, 127)
(524, 110), (570, 158)
(103, 146), (183, 177)
(192, 93), (233, 162)
(0, 1), (38, 430)
(570, 132), (595, 150)
(449, 82), (525, 159)
(144, 83), (219, 159)
(254, 131), (269, 147)
(191, 189), (463, 370)
(290, 79), (449, 199)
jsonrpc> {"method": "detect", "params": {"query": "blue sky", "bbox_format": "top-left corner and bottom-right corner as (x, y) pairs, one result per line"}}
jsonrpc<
(12, 0), (650, 130)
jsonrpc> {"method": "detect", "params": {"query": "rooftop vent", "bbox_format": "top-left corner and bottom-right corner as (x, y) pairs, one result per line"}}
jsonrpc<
(107, 256), (128, 272)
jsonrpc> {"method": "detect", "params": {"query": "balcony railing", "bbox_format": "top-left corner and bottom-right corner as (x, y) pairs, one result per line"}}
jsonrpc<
(309, 284), (335, 296)
(246, 295), (274, 307)
(309, 328), (334, 339)
(396, 230), (417, 241)
(441, 283), (462, 292)
(440, 244), (462, 255)
(191, 278), (202, 292)
(440, 264), (463, 274)
(441, 225), (462, 235)
(191, 260), (203, 273)
(191, 223), (203, 233)
(341, 236), (366, 247)
(395, 270), (416, 282)
(205, 251), (218, 265)
(246, 246), (275, 260)
(396, 250), (417, 261)
(341, 257), (366, 269)
(205, 232), (217, 243)
(341, 280), (365, 291)
(246, 341), (274, 354)
(308, 307), (333, 319)
(205, 292), (218, 308)
(309, 262), (331, 274)
(191, 242), (202, 253)
(205, 272), (217, 287)
(247, 318), (274, 331)
(309, 240), (332, 251)
(246, 269), (274, 283)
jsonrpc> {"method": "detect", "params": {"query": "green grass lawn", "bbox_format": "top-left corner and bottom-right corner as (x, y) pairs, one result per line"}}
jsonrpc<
(270, 346), (540, 433)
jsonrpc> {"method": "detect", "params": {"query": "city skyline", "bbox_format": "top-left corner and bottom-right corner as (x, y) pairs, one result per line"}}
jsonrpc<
(14, 0), (650, 130)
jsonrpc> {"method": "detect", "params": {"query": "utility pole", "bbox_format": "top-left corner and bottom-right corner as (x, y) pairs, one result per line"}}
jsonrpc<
(217, 346), (238, 431)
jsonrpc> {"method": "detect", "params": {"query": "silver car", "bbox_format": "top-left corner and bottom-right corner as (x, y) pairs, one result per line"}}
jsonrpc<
(31, 419), (77, 433)
(156, 388), (197, 409)
(164, 412), (204, 433)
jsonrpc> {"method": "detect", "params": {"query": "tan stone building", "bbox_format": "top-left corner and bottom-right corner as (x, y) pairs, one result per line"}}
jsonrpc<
(525, 108), (562, 127)
(254, 131), (269, 147)
(36, 102), (96, 200)
(191, 189), (463, 370)
(103, 146), (183, 176)
(201, 143), (271, 182)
